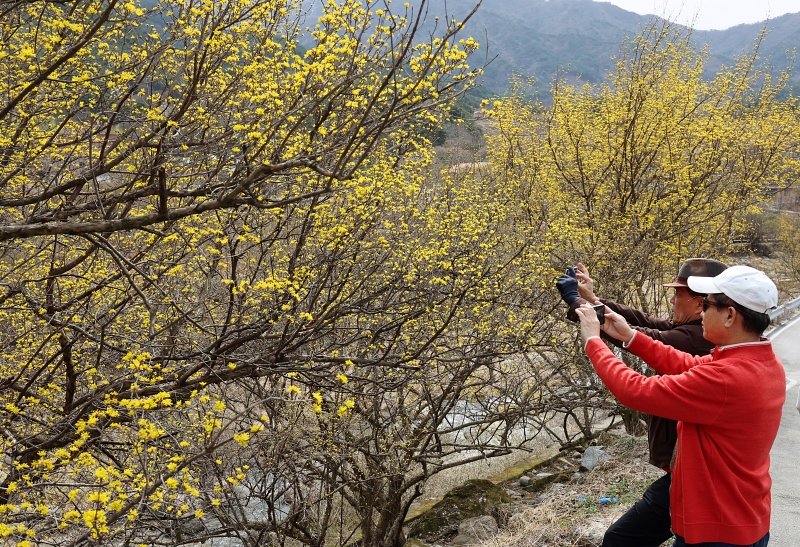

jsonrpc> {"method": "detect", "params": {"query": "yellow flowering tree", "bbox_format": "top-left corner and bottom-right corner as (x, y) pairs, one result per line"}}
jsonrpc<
(0, 1), (576, 546)
(186, 162), (565, 547)
(488, 21), (800, 313)
(775, 213), (800, 286)
(485, 20), (800, 436)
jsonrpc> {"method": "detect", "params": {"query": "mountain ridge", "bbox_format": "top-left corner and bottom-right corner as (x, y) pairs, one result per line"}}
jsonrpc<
(139, 0), (800, 96)
(423, 0), (800, 93)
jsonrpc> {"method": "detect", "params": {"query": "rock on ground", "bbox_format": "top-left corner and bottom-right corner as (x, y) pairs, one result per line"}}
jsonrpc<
(579, 446), (609, 471)
(449, 515), (500, 545)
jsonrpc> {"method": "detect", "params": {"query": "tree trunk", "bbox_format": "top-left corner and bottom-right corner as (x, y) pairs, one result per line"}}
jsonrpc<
(619, 405), (648, 436)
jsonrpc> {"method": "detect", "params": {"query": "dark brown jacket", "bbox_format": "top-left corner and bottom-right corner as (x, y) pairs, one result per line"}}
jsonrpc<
(568, 297), (714, 469)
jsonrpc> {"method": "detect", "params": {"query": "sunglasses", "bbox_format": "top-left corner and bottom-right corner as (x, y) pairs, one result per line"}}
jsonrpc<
(702, 298), (728, 312)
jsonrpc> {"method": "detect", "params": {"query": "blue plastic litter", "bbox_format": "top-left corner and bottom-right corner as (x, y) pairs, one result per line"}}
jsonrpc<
(598, 497), (618, 505)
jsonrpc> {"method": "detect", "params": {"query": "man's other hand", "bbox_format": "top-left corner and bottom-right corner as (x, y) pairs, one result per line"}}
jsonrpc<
(601, 308), (635, 344)
(575, 303), (601, 344)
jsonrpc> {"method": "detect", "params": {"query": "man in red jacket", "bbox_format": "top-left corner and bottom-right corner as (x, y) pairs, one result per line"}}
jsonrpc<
(575, 265), (785, 546)
(557, 258), (727, 547)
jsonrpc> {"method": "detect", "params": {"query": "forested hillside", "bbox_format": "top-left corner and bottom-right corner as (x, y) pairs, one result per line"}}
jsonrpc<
(307, 0), (800, 94)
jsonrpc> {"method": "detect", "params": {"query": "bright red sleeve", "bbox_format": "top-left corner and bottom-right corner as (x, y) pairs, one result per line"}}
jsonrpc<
(585, 338), (726, 424)
(626, 330), (715, 374)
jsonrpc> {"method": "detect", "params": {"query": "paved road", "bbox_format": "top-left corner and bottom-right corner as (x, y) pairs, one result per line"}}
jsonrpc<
(768, 314), (800, 547)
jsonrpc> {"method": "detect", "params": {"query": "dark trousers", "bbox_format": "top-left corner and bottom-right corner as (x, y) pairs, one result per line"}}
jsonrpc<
(602, 472), (672, 547)
(673, 532), (769, 547)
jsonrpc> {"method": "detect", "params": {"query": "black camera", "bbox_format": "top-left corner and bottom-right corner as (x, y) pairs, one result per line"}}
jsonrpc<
(592, 304), (605, 325)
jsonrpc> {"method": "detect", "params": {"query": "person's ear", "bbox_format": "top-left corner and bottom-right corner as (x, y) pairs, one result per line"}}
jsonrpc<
(724, 307), (736, 328)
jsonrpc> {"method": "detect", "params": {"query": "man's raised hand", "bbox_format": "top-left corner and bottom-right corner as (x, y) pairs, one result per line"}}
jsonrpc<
(575, 263), (598, 302)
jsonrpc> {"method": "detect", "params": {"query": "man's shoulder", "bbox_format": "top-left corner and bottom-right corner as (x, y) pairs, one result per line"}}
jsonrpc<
(709, 343), (785, 392)
(673, 320), (703, 333)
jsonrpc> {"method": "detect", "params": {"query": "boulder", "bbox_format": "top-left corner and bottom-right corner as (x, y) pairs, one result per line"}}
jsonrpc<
(522, 472), (571, 493)
(450, 515), (499, 546)
(574, 519), (608, 545)
(574, 515), (619, 546)
(579, 446), (609, 472)
(407, 479), (510, 542)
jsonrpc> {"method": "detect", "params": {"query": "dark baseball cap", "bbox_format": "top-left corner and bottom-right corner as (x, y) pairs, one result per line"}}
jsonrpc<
(663, 258), (728, 288)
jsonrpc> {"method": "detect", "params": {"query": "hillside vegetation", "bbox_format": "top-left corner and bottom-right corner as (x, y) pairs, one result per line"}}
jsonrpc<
(376, 0), (800, 94)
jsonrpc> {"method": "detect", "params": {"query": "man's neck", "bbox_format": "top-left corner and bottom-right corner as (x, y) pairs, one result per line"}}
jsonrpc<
(716, 332), (761, 346)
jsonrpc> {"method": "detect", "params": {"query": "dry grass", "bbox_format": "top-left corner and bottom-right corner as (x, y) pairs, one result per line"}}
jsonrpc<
(478, 433), (664, 547)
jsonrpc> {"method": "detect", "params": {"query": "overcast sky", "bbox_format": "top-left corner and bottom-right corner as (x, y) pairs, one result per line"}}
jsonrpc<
(601, 0), (800, 30)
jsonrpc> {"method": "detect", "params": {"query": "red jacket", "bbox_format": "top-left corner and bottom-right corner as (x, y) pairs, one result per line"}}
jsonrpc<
(570, 297), (714, 468)
(586, 334), (785, 544)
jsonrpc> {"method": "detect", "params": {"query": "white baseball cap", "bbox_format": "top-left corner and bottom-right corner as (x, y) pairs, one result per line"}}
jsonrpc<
(687, 265), (778, 314)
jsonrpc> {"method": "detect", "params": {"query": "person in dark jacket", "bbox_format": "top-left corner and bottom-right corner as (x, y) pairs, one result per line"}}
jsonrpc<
(556, 258), (728, 547)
